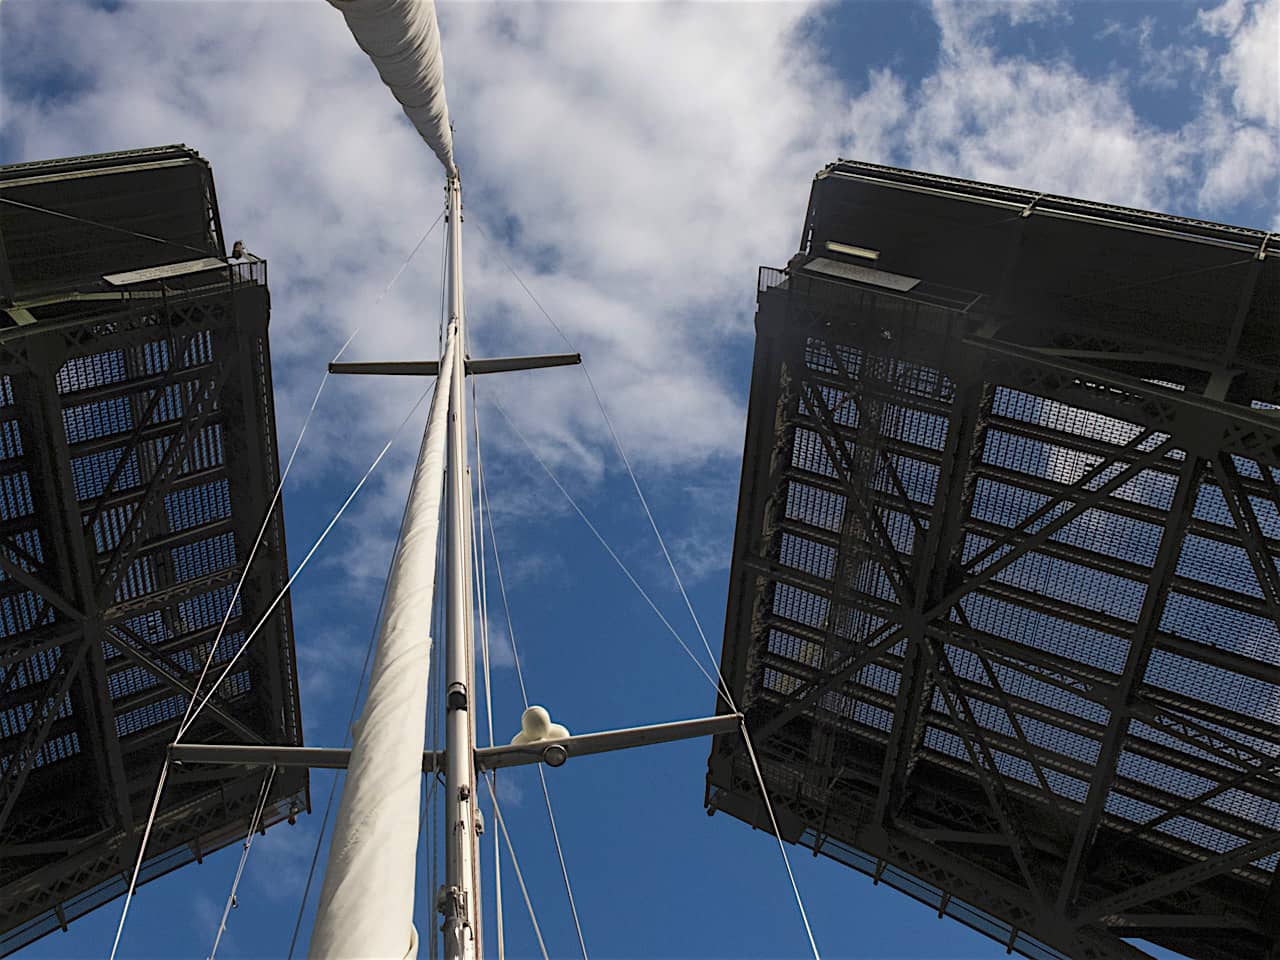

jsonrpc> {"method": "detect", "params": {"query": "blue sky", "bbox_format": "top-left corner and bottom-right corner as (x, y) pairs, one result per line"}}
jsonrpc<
(1, 0), (1278, 958)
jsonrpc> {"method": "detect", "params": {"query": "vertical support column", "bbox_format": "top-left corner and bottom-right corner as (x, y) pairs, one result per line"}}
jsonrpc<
(441, 174), (482, 960)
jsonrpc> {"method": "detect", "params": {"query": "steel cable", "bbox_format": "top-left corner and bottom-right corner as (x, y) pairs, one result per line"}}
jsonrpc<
(474, 403), (589, 960)
(473, 228), (821, 959)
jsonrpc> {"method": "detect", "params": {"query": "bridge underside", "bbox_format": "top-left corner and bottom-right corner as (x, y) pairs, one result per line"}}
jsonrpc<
(0, 147), (306, 954)
(710, 161), (1280, 960)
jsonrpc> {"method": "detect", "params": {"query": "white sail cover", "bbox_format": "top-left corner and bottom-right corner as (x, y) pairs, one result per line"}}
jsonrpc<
(328, 0), (456, 175)
(309, 332), (457, 960)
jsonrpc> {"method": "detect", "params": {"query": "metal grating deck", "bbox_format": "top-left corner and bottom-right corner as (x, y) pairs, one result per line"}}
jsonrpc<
(0, 147), (306, 954)
(709, 161), (1280, 960)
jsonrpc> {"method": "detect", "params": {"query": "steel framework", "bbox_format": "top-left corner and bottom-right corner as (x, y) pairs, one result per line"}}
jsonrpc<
(709, 160), (1280, 960)
(0, 147), (306, 954)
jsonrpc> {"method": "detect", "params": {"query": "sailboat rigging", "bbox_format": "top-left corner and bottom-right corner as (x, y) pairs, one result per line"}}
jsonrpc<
(98, 2), (774, 958)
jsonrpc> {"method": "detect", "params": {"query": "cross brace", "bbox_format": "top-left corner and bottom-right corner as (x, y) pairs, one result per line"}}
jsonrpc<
(170, 713), (741, 772)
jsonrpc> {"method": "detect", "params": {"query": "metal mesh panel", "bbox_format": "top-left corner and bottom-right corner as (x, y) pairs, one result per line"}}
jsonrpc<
(714, 159), (1280, 960)
(0, 146), (306, 953)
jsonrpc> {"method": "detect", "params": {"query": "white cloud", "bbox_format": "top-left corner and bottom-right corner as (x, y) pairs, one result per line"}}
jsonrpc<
(841, 0), (1278, 225)
(1098, 15), (1210, 91)
(0, 3), (855, 650)
(930, 0), (1071, 58)
(1198, 121), (1279, 209)
(1200, 0), (1250, 35)
(1221, 1), (1279, 128)
(1189, 0), (1280, 215)
(849, 2), (1192, 208)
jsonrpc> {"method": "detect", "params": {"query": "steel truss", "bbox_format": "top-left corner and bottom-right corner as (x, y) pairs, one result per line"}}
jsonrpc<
(0, 267), (305, 954)
(710, 163), (1280, 960)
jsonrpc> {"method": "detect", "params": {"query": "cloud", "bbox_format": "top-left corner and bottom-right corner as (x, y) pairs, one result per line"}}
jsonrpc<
(1098, 15), (1211, 91)
(930, 0), (1070, 56)
(1198, 121), (1279, 209)
(841, 0), (1278, 227)
(480, 614), (517, 672)
(190, 892), (223, 948)
(848, 2), (1191, 209)
(1200, 0), (1280, 127)
(495, 772), (524, 809)
(1191, 0), (1280, 213)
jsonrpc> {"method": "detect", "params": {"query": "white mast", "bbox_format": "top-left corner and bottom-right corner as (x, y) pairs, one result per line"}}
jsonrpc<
(309, 176), (479, 959)
(283, 7), (739, 959)
(312, 4), (460, 957)
(441, 173), (483, 960)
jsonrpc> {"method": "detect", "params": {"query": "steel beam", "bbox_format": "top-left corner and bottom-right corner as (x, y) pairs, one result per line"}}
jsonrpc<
(93, 359), (226, 606)
(106, 624), (263, 745)
(0, 640), (91, 834)
(0, 544), (82, 624)
(876, 372), (986, 826)
(1077, 828), (1280, 923)
(1058, 455), (1203, 913)
(922, 639), (1054, 901)
(1211, 454), (1280, 633)
(19, 341), (134, 840)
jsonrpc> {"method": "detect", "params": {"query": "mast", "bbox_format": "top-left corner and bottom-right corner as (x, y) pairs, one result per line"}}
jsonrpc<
(308, 268), (456, 956)
(441, 173), (482, 960)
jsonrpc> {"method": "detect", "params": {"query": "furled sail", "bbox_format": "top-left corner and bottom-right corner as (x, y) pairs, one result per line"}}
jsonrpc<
(309, 332), (456, 960)
(328, 0), (456, 175)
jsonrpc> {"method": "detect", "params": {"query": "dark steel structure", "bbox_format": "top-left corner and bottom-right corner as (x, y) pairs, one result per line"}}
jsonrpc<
(709, 160), (1280, 960)
(0, 146), (306, 953)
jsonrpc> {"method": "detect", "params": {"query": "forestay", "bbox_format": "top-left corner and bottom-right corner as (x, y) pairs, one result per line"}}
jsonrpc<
(328, 0), (457, 176)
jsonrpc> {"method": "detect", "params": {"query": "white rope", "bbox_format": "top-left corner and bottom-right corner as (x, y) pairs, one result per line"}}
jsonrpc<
(209, 765), (277, 960)
(482, 775), (549, 960)
(475, 404), (588, 960)
(475, 233), (821, 960)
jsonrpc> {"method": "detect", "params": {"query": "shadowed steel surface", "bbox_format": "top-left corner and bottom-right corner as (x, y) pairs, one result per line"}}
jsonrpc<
(0, 146), (306, 955)
(709, 160), (1280, 960)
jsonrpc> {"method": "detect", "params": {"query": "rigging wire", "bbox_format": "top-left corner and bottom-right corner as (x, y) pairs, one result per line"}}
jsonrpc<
(471, 380), (505, 960)
(488, 402), (822, 960)
(179, 378), (438, 736)
(474, 399), (589, 960)
(473, 230), (821, 959)
(180, 207), (445, 739)
(209, 765), (278, 960)
(111, 375), (437, 960)
(108, 208), (452, 960)
(487, 396), (720, 693)
(285, 542), (400, 960)
(482, 775), (550, 960)
(0, 195), (215, 257)
(178, 209), (445, 741)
